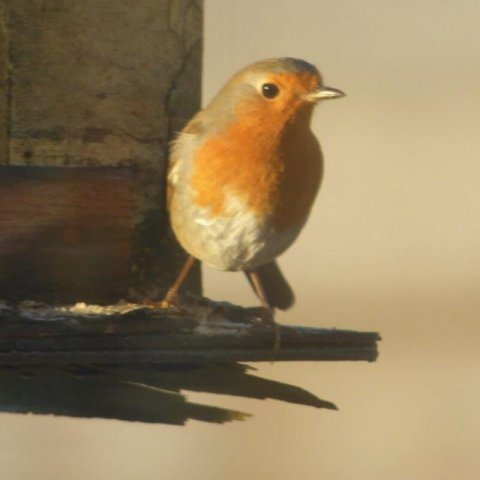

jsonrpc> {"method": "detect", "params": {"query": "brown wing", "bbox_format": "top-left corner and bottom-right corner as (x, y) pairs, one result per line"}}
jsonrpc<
(166, 117), (205, 210)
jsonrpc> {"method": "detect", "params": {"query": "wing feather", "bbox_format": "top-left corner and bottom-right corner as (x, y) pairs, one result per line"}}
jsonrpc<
(166, 117), (204, 209)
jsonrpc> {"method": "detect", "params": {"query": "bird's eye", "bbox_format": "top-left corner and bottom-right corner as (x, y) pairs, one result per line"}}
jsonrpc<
(261, 83), (280, 99)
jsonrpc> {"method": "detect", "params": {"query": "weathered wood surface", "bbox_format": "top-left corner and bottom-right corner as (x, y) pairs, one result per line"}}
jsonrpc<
(1, 0), (202, 167)
(0, 299), (380, 365)
(0, 1), (203, 302)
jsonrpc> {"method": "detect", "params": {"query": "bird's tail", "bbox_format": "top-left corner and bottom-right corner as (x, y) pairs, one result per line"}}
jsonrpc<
(245, 261), (295, 310)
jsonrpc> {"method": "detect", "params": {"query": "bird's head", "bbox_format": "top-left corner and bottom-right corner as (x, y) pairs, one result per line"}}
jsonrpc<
(206, 58), (345, 129)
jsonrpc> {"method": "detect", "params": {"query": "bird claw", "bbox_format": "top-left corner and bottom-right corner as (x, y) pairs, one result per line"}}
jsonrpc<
(141, 289), (180, 310)
(159, 289), (180, 309)
(260, 306), (275, 324)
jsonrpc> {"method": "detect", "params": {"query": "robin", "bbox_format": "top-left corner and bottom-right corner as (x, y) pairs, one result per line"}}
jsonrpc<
(163, 57), (344, 318)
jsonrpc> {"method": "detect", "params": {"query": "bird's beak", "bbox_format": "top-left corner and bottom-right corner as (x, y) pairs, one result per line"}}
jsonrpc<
(303, 86), (346, 103)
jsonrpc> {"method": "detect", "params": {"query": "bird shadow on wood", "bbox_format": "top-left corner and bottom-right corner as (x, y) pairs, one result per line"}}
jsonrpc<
(0, 363), (336, 425)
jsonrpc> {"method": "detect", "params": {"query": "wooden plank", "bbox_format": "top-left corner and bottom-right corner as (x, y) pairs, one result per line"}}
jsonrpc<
(0, 166), (134, 302)
(0, 299), (380, 364)
(0, 164), (201, 302)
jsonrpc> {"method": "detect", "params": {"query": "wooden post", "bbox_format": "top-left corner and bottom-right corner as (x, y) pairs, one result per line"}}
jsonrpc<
(0, 0), (203, 303)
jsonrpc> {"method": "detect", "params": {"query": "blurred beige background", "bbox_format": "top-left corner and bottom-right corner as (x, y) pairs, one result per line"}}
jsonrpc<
(1, 1), (480, 479)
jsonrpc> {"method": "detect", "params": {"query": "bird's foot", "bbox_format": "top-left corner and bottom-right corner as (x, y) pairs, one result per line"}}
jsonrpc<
(261, 307), (281, 354)
(257, 306), (275, 324)
(142, 289), (180, 309)
(250, 306), (281, 353)
(159, 288), (180, 309)
(249, 305), (277, 326)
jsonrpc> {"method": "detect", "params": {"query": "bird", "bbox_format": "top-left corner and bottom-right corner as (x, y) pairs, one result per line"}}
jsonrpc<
(163, 57), (344, 318)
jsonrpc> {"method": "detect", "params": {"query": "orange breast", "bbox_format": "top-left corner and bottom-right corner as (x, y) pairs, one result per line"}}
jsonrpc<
(191, 97), (322, 231)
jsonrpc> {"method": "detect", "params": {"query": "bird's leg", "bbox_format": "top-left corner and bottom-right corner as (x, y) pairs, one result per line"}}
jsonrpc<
(246, 269), (281, 352)
(245, 269), (275, 323)
(162, 255), (196, 307)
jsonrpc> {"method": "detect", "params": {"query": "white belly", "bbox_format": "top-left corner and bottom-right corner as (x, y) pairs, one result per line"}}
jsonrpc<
(170, 192), (302, 271)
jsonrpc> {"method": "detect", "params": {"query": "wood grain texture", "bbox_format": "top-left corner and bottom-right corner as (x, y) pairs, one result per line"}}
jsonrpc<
(0, 299), (380, 364)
